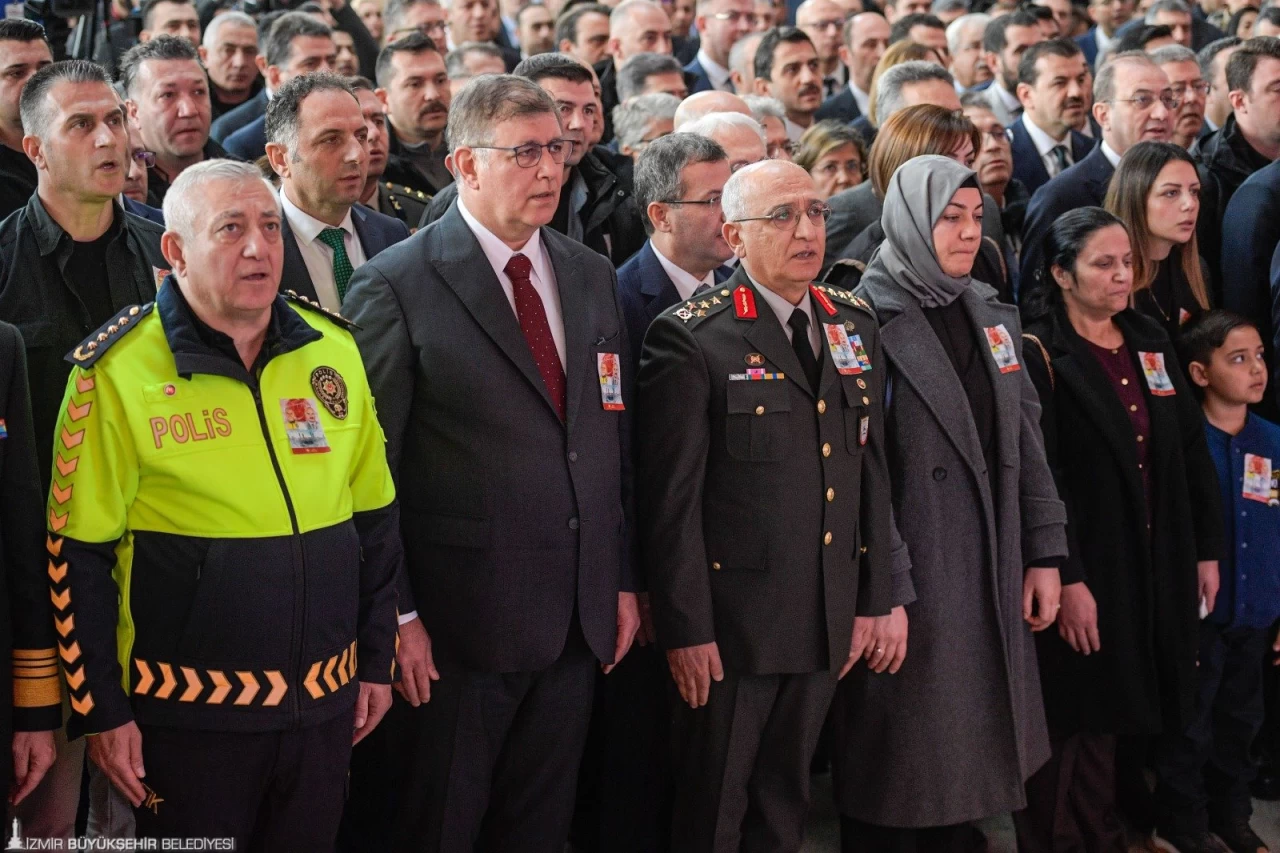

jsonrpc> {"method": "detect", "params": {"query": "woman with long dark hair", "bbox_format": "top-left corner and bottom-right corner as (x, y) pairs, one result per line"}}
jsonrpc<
(1016, 207), (1223, 853)
(1104, 141), (1212, 338)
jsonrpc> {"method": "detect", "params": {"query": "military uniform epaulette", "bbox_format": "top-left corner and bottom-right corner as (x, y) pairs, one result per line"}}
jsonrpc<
(813, 282), (873, 314)
(386, 182), (430, 203)
(282, 290), (360, 331)
(65, 303), (155, 368)
(664, 286), (736, 326)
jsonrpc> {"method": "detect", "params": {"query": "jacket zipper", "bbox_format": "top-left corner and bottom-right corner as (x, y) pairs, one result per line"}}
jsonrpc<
(249, 374), (306, 727)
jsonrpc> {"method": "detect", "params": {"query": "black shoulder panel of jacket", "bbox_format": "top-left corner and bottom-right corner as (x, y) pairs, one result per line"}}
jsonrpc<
(281, 289), (360, 331)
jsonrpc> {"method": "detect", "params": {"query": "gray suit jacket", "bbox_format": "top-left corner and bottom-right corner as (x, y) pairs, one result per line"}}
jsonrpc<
(834, 267), (1067, 827)
(824, 182), (881, 269)
(982, 81), (1023, 130)
(342, 204), (634, 673)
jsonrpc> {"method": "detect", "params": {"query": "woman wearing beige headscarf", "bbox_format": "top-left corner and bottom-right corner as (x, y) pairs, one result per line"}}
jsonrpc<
(830, 155), (1068, 852)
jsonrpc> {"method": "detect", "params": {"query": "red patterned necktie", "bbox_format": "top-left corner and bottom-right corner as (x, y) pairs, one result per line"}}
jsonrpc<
(504, 252), (566, 420)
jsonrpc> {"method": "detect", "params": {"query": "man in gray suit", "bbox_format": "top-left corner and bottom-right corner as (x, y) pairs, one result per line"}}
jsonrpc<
(341, 74), (641, 853)
(636, 160), (899, 852)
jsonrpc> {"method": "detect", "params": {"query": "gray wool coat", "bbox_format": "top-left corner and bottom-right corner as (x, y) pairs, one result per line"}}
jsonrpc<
(831, 269), (1069, 828)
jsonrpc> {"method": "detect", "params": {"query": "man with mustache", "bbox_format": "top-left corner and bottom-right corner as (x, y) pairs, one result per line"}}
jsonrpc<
(1009, 39), (1095, 196)
(351, 78), (429, 230)
(266, 73), (410, 313)
(120, 35), (226, 208)
(377, 32), (453, 198)
(752, 27), (824, 143)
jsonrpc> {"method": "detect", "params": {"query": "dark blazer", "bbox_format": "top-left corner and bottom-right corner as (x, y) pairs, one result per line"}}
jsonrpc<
(341, 203), (634, 673)
(210, 87), (267, 145)
(224, 114), (267, 162)
(1222, 157), (1280, 373)
(1075, 27), (1100, 68)
(683, 56), (717, 94)
(1008, 117), (1096, 197)
(851, 115), (876, 149)
(635, 265), (893, 674)
(814, 86), (861, 124)
(279, 203), (412, 306)
(123, 196), (164, 225)
(823, 181), (881, 269)
(1023, 306), (1222, 735)
(616, 240), (730, 365)
(1018, 144), (1115, 305)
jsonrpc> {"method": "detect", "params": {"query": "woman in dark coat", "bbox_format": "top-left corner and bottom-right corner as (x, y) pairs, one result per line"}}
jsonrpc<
(832, 155), (1068, 852)
(1016, 208), (1223, 853)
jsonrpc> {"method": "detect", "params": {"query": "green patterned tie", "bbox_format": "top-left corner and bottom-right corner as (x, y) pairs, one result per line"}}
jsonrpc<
(317, 227), (353, 301)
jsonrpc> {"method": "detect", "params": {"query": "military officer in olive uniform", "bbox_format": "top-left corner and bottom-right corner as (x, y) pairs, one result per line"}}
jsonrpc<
(635, 160), (901, 853)
(372, 181), (428, 231)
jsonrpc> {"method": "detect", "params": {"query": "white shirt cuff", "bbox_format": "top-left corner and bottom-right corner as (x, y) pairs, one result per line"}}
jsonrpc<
(398, 611), (419, 626)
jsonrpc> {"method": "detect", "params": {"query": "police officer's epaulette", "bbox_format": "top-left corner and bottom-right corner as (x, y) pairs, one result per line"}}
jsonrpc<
(814, 282), (874, 316)
(282, 290), (361, 331)
(665, 286), (736, 326)
(65, 303), (154, 368)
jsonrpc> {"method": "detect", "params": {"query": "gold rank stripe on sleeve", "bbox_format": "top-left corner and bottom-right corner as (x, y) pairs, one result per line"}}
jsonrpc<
(13, 647), (62, 709)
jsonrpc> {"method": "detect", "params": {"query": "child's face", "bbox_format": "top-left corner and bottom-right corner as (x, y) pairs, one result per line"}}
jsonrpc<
(1193, 326), (1268, 405)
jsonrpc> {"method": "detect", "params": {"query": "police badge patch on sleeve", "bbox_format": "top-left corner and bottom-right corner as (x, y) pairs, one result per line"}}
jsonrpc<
(310, 366), (349, 419)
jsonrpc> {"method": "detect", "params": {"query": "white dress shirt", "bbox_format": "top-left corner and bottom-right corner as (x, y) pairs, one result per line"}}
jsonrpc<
(1094, 26), (1114, 58)
(784, 115), (812, 143)
(1101, 140), (1122, 168)
(651, 241), (714, 302)
(1020, 115), (1075, 178)
(280, 190), (368, 313)
(695, 47), (734, 92)
(749, 270), (820, 357)
(849, 81), (871, 116)
(457, 196), (567, 367)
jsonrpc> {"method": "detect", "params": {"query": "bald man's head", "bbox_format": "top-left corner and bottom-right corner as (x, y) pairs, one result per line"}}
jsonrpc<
(674, 89), (751, 127)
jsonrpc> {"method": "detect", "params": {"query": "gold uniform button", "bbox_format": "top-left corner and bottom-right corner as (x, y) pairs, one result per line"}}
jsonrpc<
(823, 531), (833, 545)
(856, 378), (867, 389)
(755, 405), (765, 415)
(1121, 378), (1129, 385)
(862, 396), (870, 405)
(826, 488), (835, 501)
(822, 443), (832, 457)
(1137, 435), (1144, 442)
(1129, 404), (1138, 412)
(712, 562), (721, 570)
(817, 399), (827, 414)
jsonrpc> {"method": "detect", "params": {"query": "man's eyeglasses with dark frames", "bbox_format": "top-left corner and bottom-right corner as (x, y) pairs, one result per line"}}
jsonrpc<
(470, 139), (577, 167)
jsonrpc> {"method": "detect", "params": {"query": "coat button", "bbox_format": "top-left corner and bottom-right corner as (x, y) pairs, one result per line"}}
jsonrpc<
(823, 531), (833, 545)
(857, 378), (866, 389)
(568, 517), (580, 530)
(860, 545), (868, 554)
(826, 487), (835, 501)
(817, 399), (827, 414)
(932, 467), (947, 481)
(862, 396), (870, 405)
(568, 451), (578, 461)
(755, 405), (765, 415)
(712, 561), (721, 570)
(822, 443), (831, 457)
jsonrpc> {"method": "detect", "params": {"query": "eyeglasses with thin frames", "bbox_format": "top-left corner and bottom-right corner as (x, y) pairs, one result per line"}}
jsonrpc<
(1109, 91), (1181, 111)
(731, 202), (832, 229)
(1169, 81), (1211, 98)
(388, 21), (448, 41)
(470, 139), (577, 168)
(659, 194), (723, 207)
(132, 149), (156, 168)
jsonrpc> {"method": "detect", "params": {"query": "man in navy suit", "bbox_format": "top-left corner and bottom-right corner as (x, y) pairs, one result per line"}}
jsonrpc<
(1075, 0), (1134, 69)
(264, 73), (409, 311)
(1019, 51), (1174, 302)
(816, 12), (888, 124)
(1008, 39), (1095, 196)
(685, 0), (755, 93)
(224, 13), (337, 161)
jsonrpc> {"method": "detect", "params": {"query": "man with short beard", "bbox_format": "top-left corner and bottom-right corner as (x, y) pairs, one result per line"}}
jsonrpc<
(981, 9), (1045, 127)
(1009, 38), (1094, 196)
(377, 33), (453, 196)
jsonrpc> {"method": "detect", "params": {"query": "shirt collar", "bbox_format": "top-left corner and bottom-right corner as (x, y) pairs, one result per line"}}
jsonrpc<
(848, 81), (871, 115)
(1020, 114), (1070, 154)
(650, 240), (714, 301)
(993, 79), (1020, 110)
(1095, 26), (1113, 51)
(746, 268), (816, 335)
(28, 193), (124, 258)
(696, 47), (732, 89)
(783, 115), (810, 142)
(1101, 140), (1123, 168)
(456, 194), (546, 276)
(280, 188), (355, 246)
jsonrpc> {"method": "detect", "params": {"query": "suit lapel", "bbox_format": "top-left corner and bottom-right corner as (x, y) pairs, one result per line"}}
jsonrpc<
(639, 243), (681, 323)
(1013, 121), (1051, 191)
(279, 218), (319, 303)
(431, 207), (562, 420)
(351, 206), (386, 259)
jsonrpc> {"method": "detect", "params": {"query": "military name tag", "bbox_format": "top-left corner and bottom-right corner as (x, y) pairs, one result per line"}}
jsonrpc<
(824, 324), (870, 375)
(280, 398), (330, 454)
(597, 352), (625, 411)
(1139, 351), (1176, 396)
(1243, 453), (1275, 505)
(859, 415), (869, 446)
(984, 324), (1021, 373)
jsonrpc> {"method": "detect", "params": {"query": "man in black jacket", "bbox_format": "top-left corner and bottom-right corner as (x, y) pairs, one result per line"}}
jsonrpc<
(377, 33), (454, 196)
(0, 21), (51, 222)
(0, 61), (167, 487)
(423, 56), (645, 264)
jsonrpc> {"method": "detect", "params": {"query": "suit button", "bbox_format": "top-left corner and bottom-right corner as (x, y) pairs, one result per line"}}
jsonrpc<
(568, 451), (578, 462)
(823, 531), (833, 545)
(932, 467), (947, 481)
(712, 561), (721, 570)
(862, 396), (870, 405)
(755, 405), (765, 415)
(817, 399), (827, 414)
(826, 487), (835, 501)
(568, 517), (580, 530)
(822, 443), (832, 457)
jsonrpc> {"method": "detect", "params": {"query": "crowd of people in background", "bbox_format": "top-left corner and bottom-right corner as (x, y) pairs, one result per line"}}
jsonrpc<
(0, 0), (1275, 849)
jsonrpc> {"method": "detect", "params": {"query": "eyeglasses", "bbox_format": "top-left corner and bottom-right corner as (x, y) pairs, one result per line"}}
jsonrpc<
(803, 16), (845, 30)
(1109, 91), (1181, 111)
(711, 10), (758, 24)
(1169, 80), (1211, 98)
(768, 140), (796, 158)
(470, 139), (576, 167)
(731, 202), (832, 228)
(388, 21), (447, 41)
(981, 128), (1010, 145)
(659, 193), (722, 207)
(132, 149), (156, 168)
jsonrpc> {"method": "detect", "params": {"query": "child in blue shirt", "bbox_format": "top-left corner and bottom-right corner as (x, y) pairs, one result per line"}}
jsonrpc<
(1154, 311), (1280, 853)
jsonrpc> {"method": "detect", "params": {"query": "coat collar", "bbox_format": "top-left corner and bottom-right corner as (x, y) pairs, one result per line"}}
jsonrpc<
(27, 194), (127, 258)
